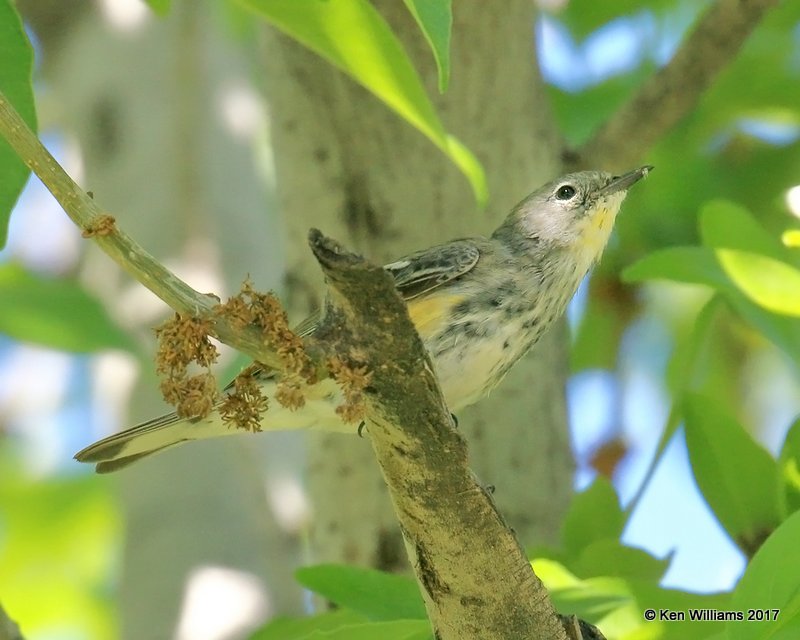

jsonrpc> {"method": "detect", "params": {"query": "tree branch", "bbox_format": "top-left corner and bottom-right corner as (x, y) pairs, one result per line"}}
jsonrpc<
(307, 229), (569, 640)
(574, 0), (779, 171)
(0, 91), (289, 372)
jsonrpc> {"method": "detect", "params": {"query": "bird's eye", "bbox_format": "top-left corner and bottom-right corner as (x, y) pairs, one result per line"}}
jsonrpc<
(555, 185), (576, 200)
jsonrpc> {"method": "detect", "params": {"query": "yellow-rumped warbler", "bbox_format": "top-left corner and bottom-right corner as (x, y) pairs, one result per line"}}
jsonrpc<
(76, 166), (652, 472)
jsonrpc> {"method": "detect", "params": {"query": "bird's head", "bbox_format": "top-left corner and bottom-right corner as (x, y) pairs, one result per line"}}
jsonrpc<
(494, 166), (653, 271)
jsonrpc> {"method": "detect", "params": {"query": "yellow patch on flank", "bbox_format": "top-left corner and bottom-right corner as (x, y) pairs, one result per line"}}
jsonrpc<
(407, 293), (466, 339)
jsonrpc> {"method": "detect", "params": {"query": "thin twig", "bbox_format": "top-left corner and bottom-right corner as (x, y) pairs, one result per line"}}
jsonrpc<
(0, 91), (286, 372)
(574, 0), (779, 171)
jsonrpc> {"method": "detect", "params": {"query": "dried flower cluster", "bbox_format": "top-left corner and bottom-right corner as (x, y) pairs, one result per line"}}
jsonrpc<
(216, 278), (317, 413)
(154, 314), (219, 419)
(219, 369), (269, 433)
(327, 355), (372, 423)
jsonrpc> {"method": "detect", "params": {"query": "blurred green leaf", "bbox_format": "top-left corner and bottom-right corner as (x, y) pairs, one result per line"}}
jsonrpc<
(0, 465), (119, 639)
(700, 200), (787, 261)
(683, 393), (780, 551)
(571, 276), (632, 372)
(295, 564), (426, 622)
(778, 418), (800, 518)
(571, 539), (669, 582)
(622, 246), (731, 290)
(723, 294), (800, 367)
(0, 263), (135, 352)
(547, 68), (651, 147)
(544, 0), (670, 41)
(562, 477), (624, 557)
(782, 229), (800, 248)
(237, 0), (486, 204)
(143, 0), (171, 16)
(533, 559), (631, 619)
(403, 0), (451, 92)
(730, 511), (800, 640)
(249, 610), (368, 640)
(715, 249), (800, 317)
(252, 616), (430, 640)
(630, 582), (732, 640)
(0, 0), (37, 248)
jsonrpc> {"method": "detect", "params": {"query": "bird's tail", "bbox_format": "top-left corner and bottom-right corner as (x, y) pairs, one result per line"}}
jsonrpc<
(74, 408), (235, 473)
(75, 377), (348, 472)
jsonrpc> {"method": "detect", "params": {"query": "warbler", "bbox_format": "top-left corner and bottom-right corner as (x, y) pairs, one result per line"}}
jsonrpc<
(76, 166), (652, 472)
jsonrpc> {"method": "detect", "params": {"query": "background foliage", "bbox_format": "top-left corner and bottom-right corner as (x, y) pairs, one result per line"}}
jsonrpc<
(1, 0), (799, 639)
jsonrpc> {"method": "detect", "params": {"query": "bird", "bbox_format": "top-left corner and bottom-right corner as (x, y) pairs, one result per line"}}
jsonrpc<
(75, 166), (652, 472)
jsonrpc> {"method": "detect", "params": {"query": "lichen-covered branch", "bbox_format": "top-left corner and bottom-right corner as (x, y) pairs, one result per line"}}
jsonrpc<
(307, 228), (569, 640)
(0, 91), (288, 372)
(574, 0), (779, 171)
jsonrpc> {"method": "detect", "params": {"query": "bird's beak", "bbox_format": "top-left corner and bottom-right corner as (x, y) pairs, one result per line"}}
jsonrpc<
(597, 165), (654, 197)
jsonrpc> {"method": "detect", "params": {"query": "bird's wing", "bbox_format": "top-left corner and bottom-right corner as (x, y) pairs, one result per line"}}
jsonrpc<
(226, 240), (482, 388)
(384, 239), (481, 300)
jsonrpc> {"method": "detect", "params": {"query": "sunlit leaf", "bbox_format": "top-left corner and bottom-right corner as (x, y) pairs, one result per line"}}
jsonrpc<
(622, 246), (730, 290)
(0, 465), (119, 639)
(237, 0), (486, 204)
(403, 0), (451, 92)
(295, 564), (426, 622)
(724, 294), (800, 367)
(0, 0), (37, 248)
(683, 393), (780, 551)
(729, 511), (800, 640)
(782, 229), (800, 248)
(0, 263), (135, 352)
(700, 200), (787, 260)
(716, 249), (800, 317)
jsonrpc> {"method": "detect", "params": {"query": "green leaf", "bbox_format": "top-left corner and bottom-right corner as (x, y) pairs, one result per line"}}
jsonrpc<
(248, 610), (367, 640)
(700, 200), (787, 261)
(295, 564), (426, 622)
(622, 246), (731, 290)
(715, 249), (800, 317)
(251, 616), (430, 640)
(729, 511), (800, 640)
(0, 263), (135, 353)
(533, 559), (632, 621)
(0, 0), (37, 248)
(402, 0), (451, 93)
(237, 0), (486, 205)
(778, 418), (800, 518)
(683, 393), (780, 552)
(724, 295), (800, 367)
(571, 538), (669, 582)
(143, 0), (171, 16)
(544, 0), (652, 40)
(630, 582), (732, 640)
(562, 477), (624, 557)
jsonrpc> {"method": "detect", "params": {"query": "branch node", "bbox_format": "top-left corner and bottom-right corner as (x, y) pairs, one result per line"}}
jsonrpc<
(81, 213), (117, 238)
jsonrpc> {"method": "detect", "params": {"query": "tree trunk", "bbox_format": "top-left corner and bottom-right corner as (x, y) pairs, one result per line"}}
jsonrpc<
(261, 1), (573, 568)
(26, 0), (304, 637)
